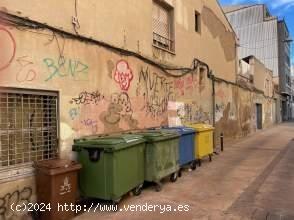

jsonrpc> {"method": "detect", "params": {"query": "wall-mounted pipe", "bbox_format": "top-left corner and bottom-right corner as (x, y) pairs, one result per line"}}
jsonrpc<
(208, 70), (217, 151)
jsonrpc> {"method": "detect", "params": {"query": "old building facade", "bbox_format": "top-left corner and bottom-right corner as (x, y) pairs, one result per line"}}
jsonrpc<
(0, 1), (281, 219)
(223, 4), (292, 121)
(238, 55), (281, 125)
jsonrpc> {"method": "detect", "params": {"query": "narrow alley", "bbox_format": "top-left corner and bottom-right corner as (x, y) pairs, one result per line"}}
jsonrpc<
(75, 123), (294, 220)
(1, 1), (294, 220)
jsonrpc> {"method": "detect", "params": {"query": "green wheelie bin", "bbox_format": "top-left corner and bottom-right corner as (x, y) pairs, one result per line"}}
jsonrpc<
(72, 134), (145, 203)
(135, 130), (180, 192)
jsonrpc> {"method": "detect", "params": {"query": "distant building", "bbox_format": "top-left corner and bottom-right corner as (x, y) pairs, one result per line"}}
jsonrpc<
(238, 55), (282, 123)
(223, 4), (292, 121)
(291, 74), (294, 119)
(238, 56), (273, 97)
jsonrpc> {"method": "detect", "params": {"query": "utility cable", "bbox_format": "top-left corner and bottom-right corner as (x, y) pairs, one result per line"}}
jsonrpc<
(0, 12), (208, 78)
(72, 0), (80, 34)
(0, 11), (277, 100)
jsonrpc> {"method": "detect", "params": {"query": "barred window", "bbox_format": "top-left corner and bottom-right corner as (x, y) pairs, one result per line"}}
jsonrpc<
(152, 1), (174, 52)
(0, 88), (58, 181)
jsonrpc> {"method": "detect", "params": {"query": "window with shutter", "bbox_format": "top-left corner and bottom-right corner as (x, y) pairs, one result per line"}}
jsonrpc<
(152, 1), (174, 52)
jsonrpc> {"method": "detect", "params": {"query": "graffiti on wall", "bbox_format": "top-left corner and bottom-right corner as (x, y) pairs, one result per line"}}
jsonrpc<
(176, 102), (211, 124)
(0, 26), (16, 71)
(215, 102), (226, 122)
(104, 92), (133, 124)
(114, 60), (133, 91)
(80, 119), (98, 134)
(69, 107), (80, 120)
(136, 67), (174, 117)
(43, 57), (89, 81)
(69, 90), (104, 133)
(174, 74), (198, 96)
(0, 187), (32, 220)
(240, 105), (252, 135)
(185, 75), (199, 92)
(216, 103), (225, 113)
(70, 90), (104, 105)
(100, 92), (138, 132)
(15, 56), (37, 82)
(174, 78), (185, 96)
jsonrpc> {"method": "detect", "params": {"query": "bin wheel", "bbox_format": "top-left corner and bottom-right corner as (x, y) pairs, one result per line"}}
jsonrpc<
(112, 197), (122, 205)
(178, 169), (182, 178)
(31, 210), (41, 220)
(209, 154), (212, 162)
(170, 172), (178, 183)
(190, 161), (197, 170)
(133, 185), (143, 196)
(198, 159), (202, 167)
(155, 182), (162, 192)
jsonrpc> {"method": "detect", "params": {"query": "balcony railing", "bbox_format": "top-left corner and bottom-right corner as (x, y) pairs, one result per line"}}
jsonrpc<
(153, 32), (174, 52)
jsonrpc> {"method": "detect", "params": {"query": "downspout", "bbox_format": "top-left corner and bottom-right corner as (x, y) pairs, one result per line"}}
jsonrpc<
(212, 73), (216, 128)
(208, 70), (216, 128)
(208, 70), (216, 150)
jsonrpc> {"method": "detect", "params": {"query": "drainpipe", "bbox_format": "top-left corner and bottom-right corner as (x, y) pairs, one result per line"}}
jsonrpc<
(208, 70), (217, 151)
(212, 73), (216, 128)
(208, 70), (216, 127)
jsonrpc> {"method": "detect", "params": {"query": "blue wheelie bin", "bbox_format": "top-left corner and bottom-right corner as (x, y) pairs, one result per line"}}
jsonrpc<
(162, 127), (196, 176)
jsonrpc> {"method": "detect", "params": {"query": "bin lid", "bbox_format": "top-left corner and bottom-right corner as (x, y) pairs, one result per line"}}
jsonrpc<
(185, 123), (215, 132)
(162, 126), (195, 135)
(136, 130), (180, 142)
(73, 134), (145, 152)
(35, 159), (82, 175)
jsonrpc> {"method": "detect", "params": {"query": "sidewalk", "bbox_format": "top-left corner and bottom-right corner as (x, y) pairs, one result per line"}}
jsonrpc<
(74, 123), (294, 220)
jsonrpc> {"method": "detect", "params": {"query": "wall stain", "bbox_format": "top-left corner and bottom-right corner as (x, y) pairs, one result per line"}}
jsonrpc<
(202, 6), (236, 62)
(215, 85), (264, 141)
(199, 68), (206, 93)
(107, 60), (114, 79)
(215, 102), (239, 139)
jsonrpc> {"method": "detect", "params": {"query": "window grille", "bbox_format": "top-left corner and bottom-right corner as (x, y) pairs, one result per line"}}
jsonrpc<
(152, 1), (174, 51)
(0, 89), (58, 181)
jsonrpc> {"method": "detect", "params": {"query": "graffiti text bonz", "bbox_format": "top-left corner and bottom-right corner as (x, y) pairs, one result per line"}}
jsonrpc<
(43, 57), (88, 81)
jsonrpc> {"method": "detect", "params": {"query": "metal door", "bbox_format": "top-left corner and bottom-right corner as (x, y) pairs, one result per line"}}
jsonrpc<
(256, 104), (262, 130)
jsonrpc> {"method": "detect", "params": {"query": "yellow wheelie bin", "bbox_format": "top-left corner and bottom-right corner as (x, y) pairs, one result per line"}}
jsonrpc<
(185, 124), (214, 166)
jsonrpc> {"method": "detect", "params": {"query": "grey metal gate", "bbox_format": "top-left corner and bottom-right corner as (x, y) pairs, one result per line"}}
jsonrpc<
(256, 104), (262, 130)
